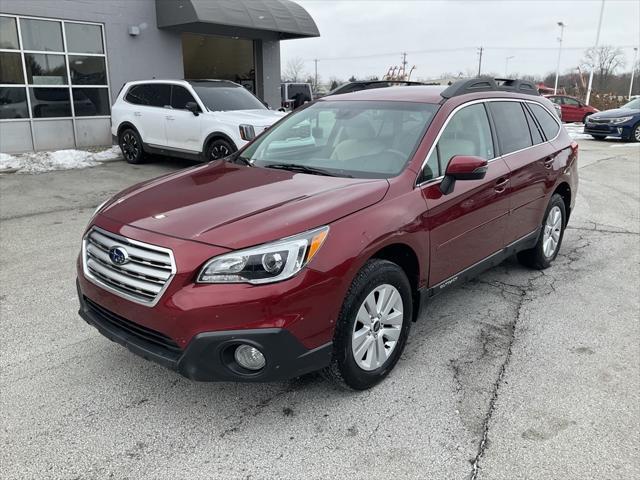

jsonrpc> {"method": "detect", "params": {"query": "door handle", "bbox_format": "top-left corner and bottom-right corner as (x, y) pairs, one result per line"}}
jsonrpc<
(165, 115), (175, 121)
(133, 112), (142, 117)
(543, 156), (555, 169)
(494, 177), (509, 193)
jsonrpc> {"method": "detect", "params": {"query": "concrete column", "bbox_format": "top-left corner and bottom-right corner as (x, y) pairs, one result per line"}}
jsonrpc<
(255, 39), (281, 110)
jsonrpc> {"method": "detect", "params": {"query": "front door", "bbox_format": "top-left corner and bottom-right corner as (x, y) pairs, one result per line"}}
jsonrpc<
(420, 102), (511, 286)
(561, 96), (582, 123)
(166, 85), (202, 153)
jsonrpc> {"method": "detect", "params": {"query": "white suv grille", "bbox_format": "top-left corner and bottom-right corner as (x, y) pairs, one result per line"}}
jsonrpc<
(82, 227), (176, 306)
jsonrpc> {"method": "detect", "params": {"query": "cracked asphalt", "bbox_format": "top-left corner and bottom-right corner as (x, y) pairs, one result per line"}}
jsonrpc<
(1, 139), (638, 479)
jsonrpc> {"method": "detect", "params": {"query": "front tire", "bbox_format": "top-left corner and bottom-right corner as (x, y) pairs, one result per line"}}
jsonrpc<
(631, 123), (640, 143)
(205, 138), (236, 161)
(517, 194), (566, 270)
(323, 259), (412, 390)
(118, 128), (145, 164)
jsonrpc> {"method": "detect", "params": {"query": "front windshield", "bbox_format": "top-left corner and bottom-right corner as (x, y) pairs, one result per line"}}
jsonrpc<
(622, 98), (640, 109)
(241, 100), (439, 179)
(190, 82), (266, 112)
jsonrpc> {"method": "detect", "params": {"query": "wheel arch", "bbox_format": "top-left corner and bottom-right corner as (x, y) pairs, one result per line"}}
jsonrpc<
(203, 131), (238, 154)
(116, 121), (139, 138)
(369, 243), (421, 322)
(553, 182), (572, 221)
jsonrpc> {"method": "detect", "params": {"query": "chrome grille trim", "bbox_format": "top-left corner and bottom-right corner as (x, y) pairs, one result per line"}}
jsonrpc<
(82, 226), (177, 307)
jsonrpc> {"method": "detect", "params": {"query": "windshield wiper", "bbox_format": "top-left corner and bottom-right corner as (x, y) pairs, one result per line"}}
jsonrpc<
(265, 163), (351, 178)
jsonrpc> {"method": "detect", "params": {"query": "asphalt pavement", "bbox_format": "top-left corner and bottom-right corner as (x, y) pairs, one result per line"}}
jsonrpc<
(1, 139), (638, 480)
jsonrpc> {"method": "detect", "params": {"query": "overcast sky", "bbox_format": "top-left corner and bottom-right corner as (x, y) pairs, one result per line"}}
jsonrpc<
(281, 0), (639, 83)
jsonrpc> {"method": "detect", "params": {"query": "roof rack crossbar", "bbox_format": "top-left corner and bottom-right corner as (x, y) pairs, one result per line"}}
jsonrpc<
(440, 77), (540, 99)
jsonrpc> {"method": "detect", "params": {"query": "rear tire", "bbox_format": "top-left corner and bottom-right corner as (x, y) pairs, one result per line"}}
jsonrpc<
(517, 194), (566, 270)
(632, 123), (640, 143)
(323, 259), (412, 390)
(118, 128), (145, 164)
(205, 138), (236, 161)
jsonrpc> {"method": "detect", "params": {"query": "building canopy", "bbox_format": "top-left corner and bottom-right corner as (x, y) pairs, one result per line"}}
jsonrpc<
(156, 0), (320, 40)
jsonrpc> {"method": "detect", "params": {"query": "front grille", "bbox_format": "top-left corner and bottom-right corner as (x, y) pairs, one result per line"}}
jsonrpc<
(83, 227), (176, 306)
(84, 296), (182, 357)
(588, 118), (611, 124)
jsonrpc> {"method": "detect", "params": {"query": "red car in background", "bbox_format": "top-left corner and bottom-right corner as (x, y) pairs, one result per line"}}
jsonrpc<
(545, 94), (598, 123)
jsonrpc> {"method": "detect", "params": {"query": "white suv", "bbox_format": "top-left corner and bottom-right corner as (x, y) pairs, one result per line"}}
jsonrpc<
(111, 79), (285, 163)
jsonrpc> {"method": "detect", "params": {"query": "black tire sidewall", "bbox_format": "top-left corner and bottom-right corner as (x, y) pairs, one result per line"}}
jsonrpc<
(119, 129), (144, 164)
(632, 123), (640, 143)
(333, 260), (413, 390)
(534, 194), (567, 268)
(206, 139), (235, 160)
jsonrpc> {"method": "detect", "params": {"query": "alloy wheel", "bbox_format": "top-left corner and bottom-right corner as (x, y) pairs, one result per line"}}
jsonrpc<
(210, 143), (231, 160)
(634, 125), (640, 142)
(351, 284), (404, 371)
(121, 133), (139, 162)
(543, 205), (562, 258)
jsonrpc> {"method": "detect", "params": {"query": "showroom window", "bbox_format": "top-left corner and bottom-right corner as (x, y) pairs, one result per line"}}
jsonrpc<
(0, 14), (110, 134)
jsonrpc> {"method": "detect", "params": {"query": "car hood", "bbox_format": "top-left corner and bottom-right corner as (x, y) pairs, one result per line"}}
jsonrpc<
(100, 163), (389, 250)
(205, 109), (285, 126)
(591, 107), (640, 119)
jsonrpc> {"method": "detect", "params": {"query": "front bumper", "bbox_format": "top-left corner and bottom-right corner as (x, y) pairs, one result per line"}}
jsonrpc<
(584, 122), (634, 139)
(78, 283), (332, 381)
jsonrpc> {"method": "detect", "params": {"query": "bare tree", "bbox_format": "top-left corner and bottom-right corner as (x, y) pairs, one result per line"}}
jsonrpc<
(282, 57), (306, 83)
(582, 45), (626, 91)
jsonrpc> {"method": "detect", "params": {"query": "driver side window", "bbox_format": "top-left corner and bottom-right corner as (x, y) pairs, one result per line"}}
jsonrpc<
(420, 103), (494, 182)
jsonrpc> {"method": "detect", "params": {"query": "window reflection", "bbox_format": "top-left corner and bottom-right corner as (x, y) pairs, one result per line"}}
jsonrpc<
(73, 88), (110, 116)
(29, 88), (71, 118)
(69, 56), (107, 85)
(20, 18), (63, 52)
(0, 87), (28, 119)
(25, 53), (67, 85)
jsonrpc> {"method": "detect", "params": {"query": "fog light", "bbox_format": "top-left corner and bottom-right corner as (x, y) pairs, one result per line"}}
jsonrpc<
(234, 344), (266, 370)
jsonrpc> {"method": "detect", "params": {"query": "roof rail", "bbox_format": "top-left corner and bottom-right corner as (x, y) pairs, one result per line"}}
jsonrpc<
(440, 77), (540, 99)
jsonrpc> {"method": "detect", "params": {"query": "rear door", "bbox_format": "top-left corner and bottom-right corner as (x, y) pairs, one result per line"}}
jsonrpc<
(487, 100), (554, 244)
(166, 84), (202, 153)
(420, 102), (511, 286)
(125, 83), (170, 147)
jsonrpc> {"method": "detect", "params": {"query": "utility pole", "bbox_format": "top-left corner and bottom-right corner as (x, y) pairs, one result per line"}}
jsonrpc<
(477, 47), (483, 76)
(401, 52), (408, 79)
(314, 58), (318, 90)
(629, 47), (638, 99)
(505, 55), (514, 77)
(554, 21), (566, 94)
(585, 0), (605, 105)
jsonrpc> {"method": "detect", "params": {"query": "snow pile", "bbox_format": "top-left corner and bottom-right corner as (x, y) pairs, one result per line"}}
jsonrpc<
(0, 146), (121, 174)
(563, 123), (592, 140)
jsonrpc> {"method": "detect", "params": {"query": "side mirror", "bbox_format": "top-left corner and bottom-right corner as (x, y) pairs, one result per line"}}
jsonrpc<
(185, 101), (199, 116)
(440, 155), (488, 195)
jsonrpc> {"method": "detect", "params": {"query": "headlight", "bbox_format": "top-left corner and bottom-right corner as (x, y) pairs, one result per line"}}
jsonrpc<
(197, 226), (329, 284)
(610, 116), (633, 124)
(239, 124), (256, 141)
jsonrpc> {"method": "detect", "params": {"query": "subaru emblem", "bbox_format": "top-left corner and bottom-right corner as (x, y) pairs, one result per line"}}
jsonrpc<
(108, 246), (129, 265)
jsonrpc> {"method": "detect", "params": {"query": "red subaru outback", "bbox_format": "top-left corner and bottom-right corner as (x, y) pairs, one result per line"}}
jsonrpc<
(77, 78), (578, 390)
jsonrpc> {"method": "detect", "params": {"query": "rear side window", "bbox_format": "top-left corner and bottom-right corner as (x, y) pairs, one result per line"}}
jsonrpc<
(125, 84), (170, 107)
(171, 85), (197, 110)
(523, 105), (544, 145)
(529, 103), (560, 140)
(488, 102), (532, 154)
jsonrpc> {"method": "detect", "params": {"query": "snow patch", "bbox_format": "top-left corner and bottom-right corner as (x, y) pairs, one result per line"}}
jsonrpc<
(0, 146), (121, 174)
(563, 123), (592, 140)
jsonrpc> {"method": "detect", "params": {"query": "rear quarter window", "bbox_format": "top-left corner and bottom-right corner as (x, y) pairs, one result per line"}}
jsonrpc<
(125, 84), (170, 107)
(488, 101), (533, 154)
(529, 103), (560, 140)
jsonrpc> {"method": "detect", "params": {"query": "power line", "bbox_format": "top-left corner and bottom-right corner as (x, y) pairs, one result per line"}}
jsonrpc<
(305, 44), (637, 62)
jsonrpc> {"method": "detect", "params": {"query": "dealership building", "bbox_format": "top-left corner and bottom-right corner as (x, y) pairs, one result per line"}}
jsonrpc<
(0, 0), (318, 153)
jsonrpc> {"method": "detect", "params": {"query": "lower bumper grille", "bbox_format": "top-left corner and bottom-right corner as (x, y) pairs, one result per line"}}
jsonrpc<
(84, 296), (182, 358)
